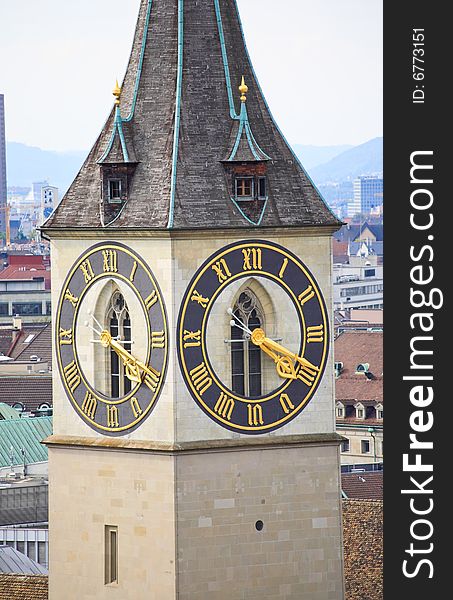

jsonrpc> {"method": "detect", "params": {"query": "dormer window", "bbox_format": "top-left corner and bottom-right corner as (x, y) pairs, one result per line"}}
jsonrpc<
(109, 179), (122, 203)
(355, 403), (365, 419)
(356, 363), (370, 375)
(336, 402), (345, 418)
(376, 404), (384, 419)
(236, 177), (254, 199)
(258, 177), (267, 199)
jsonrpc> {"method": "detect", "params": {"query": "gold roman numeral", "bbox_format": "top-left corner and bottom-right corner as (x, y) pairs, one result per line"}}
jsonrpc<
(151, 331), (165, 349)
(279, 258), (289, 279)
(296, 359), (320, 387)
(80, 259), (95, 283)
(107, 405), (119, 428)
(81, 391), (97, 419)
(59, 328), (73, 346)
(189, 362), (212, 396)
(212, 259), (232, 283)
(306, 325), (324, 343)
(242, 248), (262, 271)
(64, 288), (79, 308)
(102, 249), (117, 273)
(63, 360), (81, 393)
(191, 290), (209, 309)
(247, 403), (264, 427)
(298, 286), (315, 306)
(183, 330), (201, 348)
(279, 393), (295, 415)
(214, 392), (235, 421)
(130, 261), (138, 282)
(131, 397), (142, 418)
(143, 366), (161, 393)
(145, 291), (158, 310)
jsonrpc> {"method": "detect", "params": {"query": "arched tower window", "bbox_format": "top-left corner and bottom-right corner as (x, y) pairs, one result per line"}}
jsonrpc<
(231, 290), (262, 398)
(107, 291), (132, 398)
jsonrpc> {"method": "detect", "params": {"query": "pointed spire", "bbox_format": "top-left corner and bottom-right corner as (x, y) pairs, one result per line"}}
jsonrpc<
(44, 0), (341, 232)
(239, 75), (248, 103)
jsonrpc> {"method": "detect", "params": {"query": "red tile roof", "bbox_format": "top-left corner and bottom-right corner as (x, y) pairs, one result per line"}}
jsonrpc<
(335, 331), (383, 376)
(342, 471), (383, 500)
(0, 574), (48, 600)
(342, 499), (383, 600)
(335, 331), (383, 405)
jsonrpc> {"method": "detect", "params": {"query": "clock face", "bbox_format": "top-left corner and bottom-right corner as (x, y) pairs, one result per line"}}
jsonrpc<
(177, 240), (329, 434)
(55, 242), (168, 435)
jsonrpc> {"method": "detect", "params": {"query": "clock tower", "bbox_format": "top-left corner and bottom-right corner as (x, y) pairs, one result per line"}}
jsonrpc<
(43, 1), (345, 598)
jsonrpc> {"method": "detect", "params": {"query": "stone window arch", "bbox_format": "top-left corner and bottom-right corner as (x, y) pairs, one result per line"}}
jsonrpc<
(230, 289), (264, 398)
(106, 290), (132, 398)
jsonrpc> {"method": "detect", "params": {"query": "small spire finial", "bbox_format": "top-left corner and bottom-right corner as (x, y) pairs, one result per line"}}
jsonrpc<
(113, 80), (122, 106)
(239, 76), (248, 103)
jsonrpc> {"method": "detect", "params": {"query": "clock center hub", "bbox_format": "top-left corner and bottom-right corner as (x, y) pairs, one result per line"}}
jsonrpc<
(251, 328), (265, 346)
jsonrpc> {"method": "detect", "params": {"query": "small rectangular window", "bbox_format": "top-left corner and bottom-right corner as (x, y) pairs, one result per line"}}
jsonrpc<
(258, 177), (267, 199)
(105, 525), (118, 585)
(0, 303), (8, 316)
(361, 440), (370, 454)
(235, 177), (253, 199)
(108, 180), (122, 203)
(341, 439), (350, 453)
(364, 268), (376, 277)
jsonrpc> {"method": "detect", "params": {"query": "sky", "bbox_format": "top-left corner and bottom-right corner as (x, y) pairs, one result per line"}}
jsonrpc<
(0, 0), (382, 152)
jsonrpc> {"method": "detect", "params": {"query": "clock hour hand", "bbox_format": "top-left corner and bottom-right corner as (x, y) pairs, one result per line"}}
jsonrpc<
(100, 330), (154, 384)
(251, 328), (309, 380)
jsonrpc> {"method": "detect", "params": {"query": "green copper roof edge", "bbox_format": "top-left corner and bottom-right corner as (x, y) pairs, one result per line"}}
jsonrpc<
(231, 0), (340, 223)
(214, 0), (239, 121)
(228, 102), (271, 162)
(98, 0), (153, 164)
(123, 0), (154, 123)
(97, 107), (130, 164)
(167, 0), (184, 229)
(229, 195), (268, 226)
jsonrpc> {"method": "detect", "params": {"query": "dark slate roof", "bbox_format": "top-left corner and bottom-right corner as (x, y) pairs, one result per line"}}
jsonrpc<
(9, 324), (52, 367)
(44, 0), (340, 232)
(0, 574), (48, 600)
(334, 222), (384, 243)
(0, 548), (47, 576)
(0, 377), (52, 412)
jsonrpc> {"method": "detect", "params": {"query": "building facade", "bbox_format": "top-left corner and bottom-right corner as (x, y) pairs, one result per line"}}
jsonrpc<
(348, 176), (383, 218)
(43, 1), (345, 598)
(0, 96), (7, 242)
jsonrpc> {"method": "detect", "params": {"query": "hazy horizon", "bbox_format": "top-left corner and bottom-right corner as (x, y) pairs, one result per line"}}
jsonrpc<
(0, 0), (382, 152)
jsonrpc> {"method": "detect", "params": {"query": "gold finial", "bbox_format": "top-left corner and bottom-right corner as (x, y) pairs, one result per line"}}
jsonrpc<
(239, 75), (248, 102)
(113, 80), (122, 106)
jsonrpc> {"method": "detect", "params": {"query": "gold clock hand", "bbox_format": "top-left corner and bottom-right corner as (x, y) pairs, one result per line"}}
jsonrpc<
(100, 331), (154, 383)
(252, 329), (307, 366)
(251, 328), (309, 380)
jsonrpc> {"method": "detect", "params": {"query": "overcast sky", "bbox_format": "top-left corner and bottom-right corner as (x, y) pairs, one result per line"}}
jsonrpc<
(0, 0), (382, 152)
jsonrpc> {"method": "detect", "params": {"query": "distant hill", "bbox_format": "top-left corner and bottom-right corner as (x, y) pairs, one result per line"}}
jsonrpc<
(5, 137), (382, 196)
(292, 144), (353, 170)
(6, 142), (86, 194)
(307, 137), (383, 184)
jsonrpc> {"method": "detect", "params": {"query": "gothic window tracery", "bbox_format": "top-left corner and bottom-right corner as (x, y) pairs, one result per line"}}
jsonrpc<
(230, 290), (262, 398)
(107, 291), (132, 398)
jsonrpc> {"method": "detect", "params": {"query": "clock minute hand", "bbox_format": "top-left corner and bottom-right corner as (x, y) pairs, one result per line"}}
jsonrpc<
(255, 332), (308, 367)
(100, 331), (154, 383)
